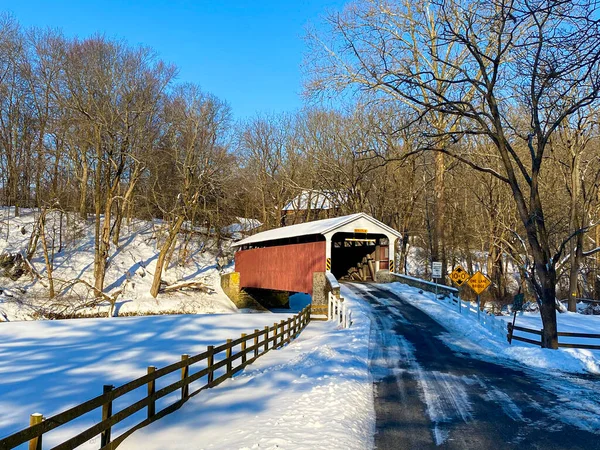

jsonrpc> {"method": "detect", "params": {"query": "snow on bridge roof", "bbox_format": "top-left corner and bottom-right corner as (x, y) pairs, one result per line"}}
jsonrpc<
(232, 212), (401, 247)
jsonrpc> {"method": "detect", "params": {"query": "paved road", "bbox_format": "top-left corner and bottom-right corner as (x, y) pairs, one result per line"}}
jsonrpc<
(347, 283), (600, 450)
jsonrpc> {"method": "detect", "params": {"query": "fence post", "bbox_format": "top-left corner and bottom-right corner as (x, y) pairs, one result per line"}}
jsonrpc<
(226, 339), (233, 374)
(207, 345), (214, 384)
(273, 322), (278, 349)
(264, 326), (269, 352)
(28, 413), (43, 450)
(100, 384), (114, 448)
(254, 329), (259, 358)
(147, 366), (156, 420)
(241, 333), (247, 364)
(280, 320), (285, 347)
(181, 354), (189, 400)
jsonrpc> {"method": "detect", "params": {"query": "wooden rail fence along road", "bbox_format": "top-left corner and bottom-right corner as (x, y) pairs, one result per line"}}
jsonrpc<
(507, 323), (600, 350)
(0, 306), (311, 450)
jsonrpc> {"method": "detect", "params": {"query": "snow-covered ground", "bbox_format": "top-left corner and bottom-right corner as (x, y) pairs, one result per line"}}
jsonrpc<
(0, 291), (374, 449)
(0, 207), (238, 321)
(385, 282), (600, 374)
(120, 286), (374, 450)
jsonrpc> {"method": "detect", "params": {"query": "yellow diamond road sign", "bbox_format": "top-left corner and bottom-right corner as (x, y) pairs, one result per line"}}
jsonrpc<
(467, 271), (491, 295)
(449, 266), (470, 287)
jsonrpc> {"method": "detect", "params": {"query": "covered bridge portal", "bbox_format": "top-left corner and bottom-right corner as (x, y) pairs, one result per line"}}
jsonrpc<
(232, 213), (401, 297)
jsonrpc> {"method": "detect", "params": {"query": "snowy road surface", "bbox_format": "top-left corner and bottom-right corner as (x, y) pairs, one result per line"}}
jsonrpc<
(348, 283), (600, 450)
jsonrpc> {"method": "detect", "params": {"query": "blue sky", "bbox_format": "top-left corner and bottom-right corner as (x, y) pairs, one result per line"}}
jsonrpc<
(1, 0), (346, 120)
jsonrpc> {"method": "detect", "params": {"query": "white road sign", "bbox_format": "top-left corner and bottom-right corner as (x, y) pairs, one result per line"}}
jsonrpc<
(432, 262), (443, 278)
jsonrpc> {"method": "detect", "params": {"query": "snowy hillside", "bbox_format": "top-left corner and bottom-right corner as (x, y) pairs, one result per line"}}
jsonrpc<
(0, 207), (238, 321)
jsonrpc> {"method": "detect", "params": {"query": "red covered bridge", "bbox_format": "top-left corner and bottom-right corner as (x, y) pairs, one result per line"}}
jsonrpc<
(231, 213), (402, 307)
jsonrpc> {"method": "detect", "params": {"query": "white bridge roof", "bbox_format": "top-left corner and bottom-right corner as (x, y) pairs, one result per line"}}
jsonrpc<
(232, 213), (401, 247)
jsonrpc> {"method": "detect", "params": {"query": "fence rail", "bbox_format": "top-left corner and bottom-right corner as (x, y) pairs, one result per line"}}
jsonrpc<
(0, 306), (311, 450)
(328, 291), (351, 328)
(507, 323), (600, 350)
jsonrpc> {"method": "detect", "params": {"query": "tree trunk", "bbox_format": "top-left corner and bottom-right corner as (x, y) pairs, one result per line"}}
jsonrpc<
(79, 163), (89, 220)
(596, 225), (600, 300)
(39, 211), (55, 299)
(538, 265), (559, 349)
(150, 214), (186, 298)
(95, 197), (112, 293)
(568, 151), (583, 311)
(433, 151), (446, 282)
(568, 232), (584, 311)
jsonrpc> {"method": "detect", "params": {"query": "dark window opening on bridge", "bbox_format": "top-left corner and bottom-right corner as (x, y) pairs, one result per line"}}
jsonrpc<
(238, 233), (325, 250)
(331, 232), (388, 281)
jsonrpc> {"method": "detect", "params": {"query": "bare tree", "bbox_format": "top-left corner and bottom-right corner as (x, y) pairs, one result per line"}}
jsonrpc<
(308, 0), (600, 347)
(149, 84), (232, 298)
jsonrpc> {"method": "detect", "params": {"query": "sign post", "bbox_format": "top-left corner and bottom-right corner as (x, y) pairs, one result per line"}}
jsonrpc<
(467, 271), (492, 322)
(432, 262), (442, 299)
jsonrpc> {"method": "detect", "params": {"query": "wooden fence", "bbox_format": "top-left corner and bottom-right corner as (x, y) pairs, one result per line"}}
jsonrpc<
(0, 306), (311, 450)
(507, 323), (600, 350)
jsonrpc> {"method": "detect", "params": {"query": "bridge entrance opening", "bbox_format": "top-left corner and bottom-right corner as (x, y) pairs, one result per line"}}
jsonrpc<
(331, 232), (389, 281)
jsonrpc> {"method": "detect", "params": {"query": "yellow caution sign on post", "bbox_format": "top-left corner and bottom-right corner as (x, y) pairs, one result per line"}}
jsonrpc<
(326, 258), (331, 271)
(449, 266), (470, 287)
(467, 271), (491, 295)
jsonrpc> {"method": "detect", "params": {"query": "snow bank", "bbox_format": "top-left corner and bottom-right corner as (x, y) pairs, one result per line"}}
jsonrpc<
(386, 283), (600, 375)
(120, 287), (375, 450)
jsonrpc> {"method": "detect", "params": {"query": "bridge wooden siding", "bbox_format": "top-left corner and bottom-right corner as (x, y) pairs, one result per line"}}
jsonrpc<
(235, 241), (326, 293)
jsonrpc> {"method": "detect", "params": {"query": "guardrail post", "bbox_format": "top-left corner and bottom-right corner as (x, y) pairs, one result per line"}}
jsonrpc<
(254, 329), (259, 357)
(207, 346), (214, 384)
(226, 339), (233, 374)
(28, 413), (43, 450)
(264, 326), (269, 352)
(101, 384), (114, 448)
(181, 354), (189, 400)
(241, 333), (247, 364)
(147, 366), (156, 420)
